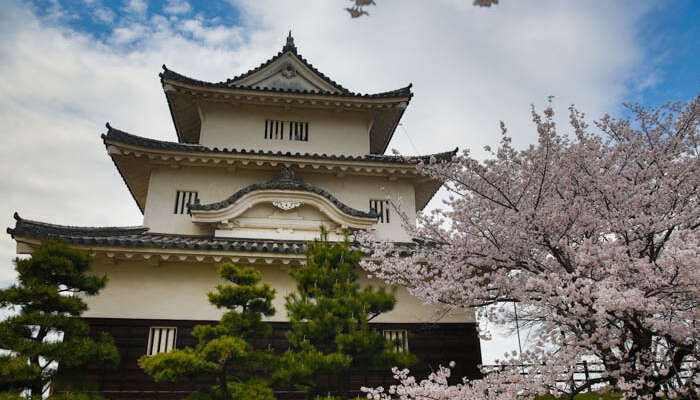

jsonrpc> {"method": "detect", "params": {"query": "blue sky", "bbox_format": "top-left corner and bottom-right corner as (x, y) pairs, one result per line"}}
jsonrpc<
(27, 0), (242, 42)
(1, 0), (698, 364)
(627, 0), (699, 105)
(21, 0), (699, 107)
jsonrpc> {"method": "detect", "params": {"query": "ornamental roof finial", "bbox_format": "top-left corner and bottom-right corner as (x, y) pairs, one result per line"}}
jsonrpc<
(283, 30), (297, 53)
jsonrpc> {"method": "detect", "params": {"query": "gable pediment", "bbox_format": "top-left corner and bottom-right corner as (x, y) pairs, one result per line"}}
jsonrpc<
(192, 191), (375, 241)
(229, 53), (342, 94)
(210, 201), (341, 241)
(188, 168), (377, 241)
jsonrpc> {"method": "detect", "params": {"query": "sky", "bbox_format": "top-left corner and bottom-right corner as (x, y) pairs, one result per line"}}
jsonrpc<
(0, 0), (698, 365)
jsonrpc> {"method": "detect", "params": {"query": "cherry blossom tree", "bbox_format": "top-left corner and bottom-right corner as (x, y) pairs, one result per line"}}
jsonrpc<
(359, 94), (700, 399)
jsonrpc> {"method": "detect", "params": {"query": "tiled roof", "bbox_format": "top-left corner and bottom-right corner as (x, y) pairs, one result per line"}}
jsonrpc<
(102, 124), (458, 165)
(190, 168), (378, 219)
(159, 33), (412, 100)
(7, 213), (307, 254)
(224, 31), (351, 94)
(160, 66), (412, 99)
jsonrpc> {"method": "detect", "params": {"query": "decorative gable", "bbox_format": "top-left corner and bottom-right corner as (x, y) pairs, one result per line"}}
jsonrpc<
(189, 168), (378, 240)
(227, 33), (343, 94)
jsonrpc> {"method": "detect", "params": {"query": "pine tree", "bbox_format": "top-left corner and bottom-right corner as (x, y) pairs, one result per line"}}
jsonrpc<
(139, 264), (276, 400)
(0, 240), (119, 398)
(277, 229), (416, 399)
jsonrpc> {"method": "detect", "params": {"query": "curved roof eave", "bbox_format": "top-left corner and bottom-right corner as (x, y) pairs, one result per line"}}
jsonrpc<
(7, 213), (309, 255)
(102, 124), (458, 165)
(160, 66), (413, 100)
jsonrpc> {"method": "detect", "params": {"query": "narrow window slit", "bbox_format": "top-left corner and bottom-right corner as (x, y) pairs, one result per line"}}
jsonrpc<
(370, 199), (390, 223)
(264, 119), (309, 141)
(174, 191), (198, 215)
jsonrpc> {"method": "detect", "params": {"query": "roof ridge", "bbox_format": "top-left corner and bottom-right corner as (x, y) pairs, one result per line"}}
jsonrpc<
(8, 212), (149, 237)
(161, 64), (412, 99)
(159, 30), (416, 99)
(223, 33), (351, 93)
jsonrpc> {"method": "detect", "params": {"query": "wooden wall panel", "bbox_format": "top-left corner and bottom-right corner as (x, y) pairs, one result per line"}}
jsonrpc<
(69, 318), (481, 399)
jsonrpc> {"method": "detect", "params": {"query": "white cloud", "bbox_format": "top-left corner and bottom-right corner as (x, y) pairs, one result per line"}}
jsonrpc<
(110, 23), (146, 44)
(42, 0), (77, 22)
(164, 0), (192, 15)
(93, 7), (115, 24)
(123, 0), (147, 17)
(179, 17), (243, 46)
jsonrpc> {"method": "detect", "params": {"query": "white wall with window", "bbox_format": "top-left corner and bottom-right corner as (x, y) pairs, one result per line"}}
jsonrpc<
(198, 103), (371, 155)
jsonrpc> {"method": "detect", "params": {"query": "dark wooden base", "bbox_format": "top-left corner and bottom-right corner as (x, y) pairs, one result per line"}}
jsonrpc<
(74, 317), (482, 399)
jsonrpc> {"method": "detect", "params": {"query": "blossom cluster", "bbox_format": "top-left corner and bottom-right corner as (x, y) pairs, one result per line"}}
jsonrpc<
(359, 95), (700, 399)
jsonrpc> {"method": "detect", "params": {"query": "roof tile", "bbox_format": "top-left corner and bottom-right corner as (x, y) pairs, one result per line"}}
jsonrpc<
(102, 124), (458, 165)
(8, 214), (308, 255)
(160, 66), (412, 99)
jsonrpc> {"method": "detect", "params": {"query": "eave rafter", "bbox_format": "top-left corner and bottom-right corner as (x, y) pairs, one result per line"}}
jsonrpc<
(162, 82), (410, 112)
(14, 237), (307, 267)
(105, 141), (424, 178)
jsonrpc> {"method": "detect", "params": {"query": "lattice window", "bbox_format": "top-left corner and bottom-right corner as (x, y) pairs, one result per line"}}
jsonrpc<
(369, 199), (390, 223)
(289, 121), (309, 141)
(265, 120), (308, 141)
(174, 190), (198, 215)
(147, 327), (177, 356)
(265, 119), (285, 140)
(383, 329), (408, 353)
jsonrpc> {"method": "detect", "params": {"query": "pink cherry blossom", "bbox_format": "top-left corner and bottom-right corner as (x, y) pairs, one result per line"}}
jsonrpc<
(359, 94), (700, 399)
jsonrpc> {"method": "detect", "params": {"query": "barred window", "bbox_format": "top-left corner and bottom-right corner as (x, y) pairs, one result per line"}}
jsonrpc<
(147, 327), (177, 356)
(265, 119), (284, 140)
(174, 190), (198, 215)
(383, 329), (408, 353)
(265, 120), (308, 142)
(288, 121), (309, 141)
(369, 199), (390, 223)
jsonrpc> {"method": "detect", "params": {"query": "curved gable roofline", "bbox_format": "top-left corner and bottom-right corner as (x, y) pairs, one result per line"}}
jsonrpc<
(189, 168), (377, 220)
(160, 66), (412, 99)
(226, 31), (350, 94)
(159, 33), (412, 99)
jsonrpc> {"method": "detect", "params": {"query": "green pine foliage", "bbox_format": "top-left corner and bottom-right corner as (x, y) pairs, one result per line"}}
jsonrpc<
(139, 264), (277, 400)
(0, 240), (119, 398)
(277, 229), (416, 399)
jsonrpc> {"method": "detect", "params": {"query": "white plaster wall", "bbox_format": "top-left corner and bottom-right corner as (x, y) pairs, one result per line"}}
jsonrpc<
(82, 259), (474, 324)
(198, 103), (371, 156)
(143, 167), (416, 242)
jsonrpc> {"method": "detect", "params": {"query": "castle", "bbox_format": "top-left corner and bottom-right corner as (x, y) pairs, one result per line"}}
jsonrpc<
(8, 33), (481, 398)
